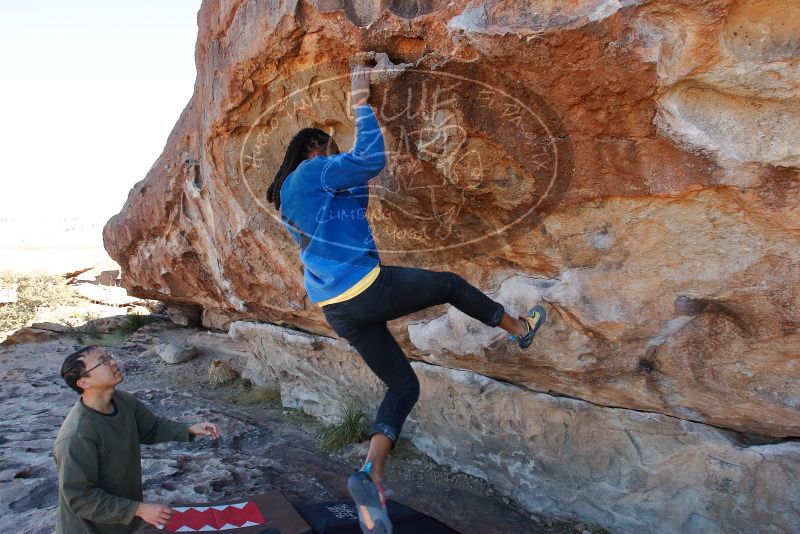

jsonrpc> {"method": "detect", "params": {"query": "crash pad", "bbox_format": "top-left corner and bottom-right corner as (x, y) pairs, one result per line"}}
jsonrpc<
(296, 500), (459, 534)
(142, 490), (312, 533)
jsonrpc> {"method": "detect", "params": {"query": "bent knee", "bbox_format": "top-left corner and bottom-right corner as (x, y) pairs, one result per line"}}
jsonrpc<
(443, 270), (466, 291)
(390, 373), (420, 402)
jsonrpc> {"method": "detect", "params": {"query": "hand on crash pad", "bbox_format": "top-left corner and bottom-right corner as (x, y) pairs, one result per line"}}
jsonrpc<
(136, 502), (174, 530)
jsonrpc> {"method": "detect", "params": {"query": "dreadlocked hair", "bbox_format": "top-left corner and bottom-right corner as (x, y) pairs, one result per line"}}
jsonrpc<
(266, 128), (332, 211)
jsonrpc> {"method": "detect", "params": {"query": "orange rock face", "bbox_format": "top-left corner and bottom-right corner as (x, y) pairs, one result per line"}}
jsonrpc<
(104, 0), (800, 437)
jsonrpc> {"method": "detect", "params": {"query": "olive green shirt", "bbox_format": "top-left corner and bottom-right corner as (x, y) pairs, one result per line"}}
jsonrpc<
(53, 389), (193, 534)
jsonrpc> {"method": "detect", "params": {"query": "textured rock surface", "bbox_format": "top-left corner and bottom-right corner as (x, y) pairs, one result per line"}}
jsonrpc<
(103, 0), (800, 440)
(71, 282), (147, 307)
(231, 320), (800, 533)
(142, 342), (199, 364)
(0, 322), (71, 346)
(0, 328), (561, 534)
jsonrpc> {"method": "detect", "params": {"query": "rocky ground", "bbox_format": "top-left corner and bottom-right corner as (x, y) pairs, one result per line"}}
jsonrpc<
(0, 318), (600, 534)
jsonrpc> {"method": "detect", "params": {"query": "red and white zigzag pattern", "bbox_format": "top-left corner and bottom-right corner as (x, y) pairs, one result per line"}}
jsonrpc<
(165, 501), (265, 532)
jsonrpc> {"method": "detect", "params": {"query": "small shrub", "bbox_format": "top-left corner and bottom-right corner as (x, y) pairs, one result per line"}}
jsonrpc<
(117, 311), (158, 335)
(317, 397), (368, 453)
(208, 359), (239, 384)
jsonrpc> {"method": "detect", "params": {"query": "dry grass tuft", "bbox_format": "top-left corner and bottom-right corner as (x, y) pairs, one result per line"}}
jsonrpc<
(208, 359), (239, 385)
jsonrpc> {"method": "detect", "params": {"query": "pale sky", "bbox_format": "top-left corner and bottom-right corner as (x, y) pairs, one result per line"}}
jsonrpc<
(0, 1), (201, 233)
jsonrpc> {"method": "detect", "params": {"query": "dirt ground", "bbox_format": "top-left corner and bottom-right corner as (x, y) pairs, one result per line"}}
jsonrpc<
(0, 318), (603, 534)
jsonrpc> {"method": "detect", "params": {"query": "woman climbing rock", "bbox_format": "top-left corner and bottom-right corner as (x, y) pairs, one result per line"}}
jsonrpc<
(267, 65), (546, 534)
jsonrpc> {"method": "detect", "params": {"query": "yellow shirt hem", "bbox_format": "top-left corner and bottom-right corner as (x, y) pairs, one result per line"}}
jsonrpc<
(317, 264), (381, 307)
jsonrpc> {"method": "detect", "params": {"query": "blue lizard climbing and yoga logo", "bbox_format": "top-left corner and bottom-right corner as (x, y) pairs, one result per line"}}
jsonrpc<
(238, 63), (573, 255)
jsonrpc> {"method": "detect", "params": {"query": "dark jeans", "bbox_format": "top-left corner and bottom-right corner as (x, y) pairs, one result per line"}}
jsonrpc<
(322, 265), (505, 446)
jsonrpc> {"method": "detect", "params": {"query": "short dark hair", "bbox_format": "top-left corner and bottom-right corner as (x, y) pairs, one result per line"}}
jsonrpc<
(60, 346), (98, 394)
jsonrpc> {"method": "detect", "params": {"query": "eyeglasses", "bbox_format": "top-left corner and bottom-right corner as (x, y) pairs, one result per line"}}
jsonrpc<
(82, 352), (115, 377)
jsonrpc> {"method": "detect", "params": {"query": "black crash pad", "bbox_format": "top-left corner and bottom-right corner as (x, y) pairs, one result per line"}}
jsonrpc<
(296, 500), (459, 534)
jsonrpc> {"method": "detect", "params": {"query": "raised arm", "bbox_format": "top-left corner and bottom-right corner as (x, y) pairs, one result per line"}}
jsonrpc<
(125, 391), (220, 444)
(318, 66), (386, 192)
(319, 104), (386, 192)
(125, 391), (192, 445)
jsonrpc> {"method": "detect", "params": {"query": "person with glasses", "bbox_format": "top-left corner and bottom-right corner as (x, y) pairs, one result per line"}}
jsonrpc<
(53, 345), (221, 533)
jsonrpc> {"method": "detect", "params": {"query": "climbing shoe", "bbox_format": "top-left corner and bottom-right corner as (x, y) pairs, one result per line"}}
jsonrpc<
(507, 304), (546, 349)
(347, 469), (392, 534)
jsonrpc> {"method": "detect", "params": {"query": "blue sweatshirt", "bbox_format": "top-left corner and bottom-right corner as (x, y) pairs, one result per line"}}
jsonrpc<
(280, 103), (386, 304)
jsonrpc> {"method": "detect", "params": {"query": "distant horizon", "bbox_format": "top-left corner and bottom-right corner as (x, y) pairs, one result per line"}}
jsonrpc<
(0, 203), (121, 251)
(0, 211), (120, 272)
(0, 1), (202, 247)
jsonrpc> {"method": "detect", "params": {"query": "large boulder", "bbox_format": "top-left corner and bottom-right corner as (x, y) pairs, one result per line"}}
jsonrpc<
(0, 322), (71, 346)
(103, 0), (800, 528)
(71, 282), (148, 307)
(230, 320), (800, 533)
(142, 343), (199, 365)
(104, 0), (800, 438)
